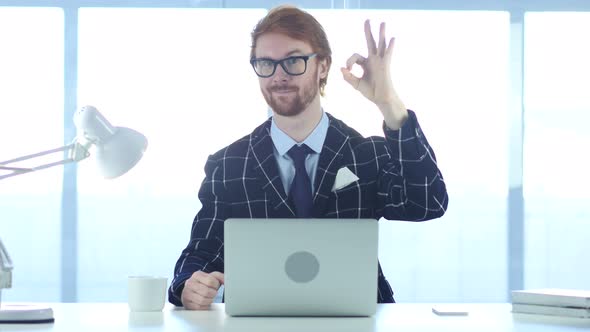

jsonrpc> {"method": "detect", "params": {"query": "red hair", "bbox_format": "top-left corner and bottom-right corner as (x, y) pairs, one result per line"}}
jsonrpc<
(250, 5), (332, 96)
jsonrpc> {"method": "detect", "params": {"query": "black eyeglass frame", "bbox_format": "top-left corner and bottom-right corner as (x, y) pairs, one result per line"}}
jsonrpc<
(250, 53), (317, 78)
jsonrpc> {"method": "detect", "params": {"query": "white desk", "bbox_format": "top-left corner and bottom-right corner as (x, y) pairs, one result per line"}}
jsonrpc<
(1, 303), (589, 331)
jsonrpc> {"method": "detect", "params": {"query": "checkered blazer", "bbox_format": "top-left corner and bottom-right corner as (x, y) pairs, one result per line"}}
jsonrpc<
(169, 110), (448, 305)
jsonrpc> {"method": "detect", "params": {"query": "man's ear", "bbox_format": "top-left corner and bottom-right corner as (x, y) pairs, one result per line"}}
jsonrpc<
(318, 57), (331, 79)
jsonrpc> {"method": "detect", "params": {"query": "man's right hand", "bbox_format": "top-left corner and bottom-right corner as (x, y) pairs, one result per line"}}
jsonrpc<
(181, 271), (225, 310)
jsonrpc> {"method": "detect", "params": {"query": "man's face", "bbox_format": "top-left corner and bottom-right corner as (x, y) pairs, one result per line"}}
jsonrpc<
(254, 33), (326, 117)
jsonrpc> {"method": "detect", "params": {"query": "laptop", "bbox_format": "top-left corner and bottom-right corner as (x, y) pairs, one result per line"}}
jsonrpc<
(224, 218), (378, 316)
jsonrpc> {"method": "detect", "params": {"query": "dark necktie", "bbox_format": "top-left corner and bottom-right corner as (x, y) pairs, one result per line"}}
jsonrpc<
(287, 144), (313, 218)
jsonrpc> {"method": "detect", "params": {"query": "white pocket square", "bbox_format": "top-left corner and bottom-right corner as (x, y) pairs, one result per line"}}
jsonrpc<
(331, 167), (360, 192)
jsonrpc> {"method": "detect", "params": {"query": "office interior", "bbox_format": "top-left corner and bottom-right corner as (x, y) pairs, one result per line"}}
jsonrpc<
(0, 0), (589, 304)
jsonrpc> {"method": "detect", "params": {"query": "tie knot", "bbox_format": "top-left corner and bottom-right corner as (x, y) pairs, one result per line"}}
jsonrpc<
(287, 144), (313, 165)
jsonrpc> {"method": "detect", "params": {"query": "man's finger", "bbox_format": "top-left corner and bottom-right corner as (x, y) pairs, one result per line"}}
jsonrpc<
(340, 67), (361, 90)
(184, 275), (200, 291)
(198, 274), (221, 289)
(191, 270), (206, 281)
(185, 288), (214, 305)
(378, 22), (386, 57)
(194, 294), (214, 306)
(364, 19), (376, 55)
(345, 53), (366, 70)
(182, 289), (211, 310)
(185, 297), (212, 310)
(385, 37), (395, 60)
(194, 283), (217, 299)
(189, 304), (210, 310)
(210, 271), (225, 285)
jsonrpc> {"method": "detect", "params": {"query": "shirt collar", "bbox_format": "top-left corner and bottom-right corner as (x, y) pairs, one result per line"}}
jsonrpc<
(270, 110), (329, 156)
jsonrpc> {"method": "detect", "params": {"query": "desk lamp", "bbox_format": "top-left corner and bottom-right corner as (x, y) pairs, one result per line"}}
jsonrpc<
(0, 105), (148, 323)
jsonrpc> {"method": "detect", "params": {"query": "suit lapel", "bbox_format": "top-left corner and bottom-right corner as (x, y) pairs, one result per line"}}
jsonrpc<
(249, 120), (296, 217)
(312, 114), (349, 217)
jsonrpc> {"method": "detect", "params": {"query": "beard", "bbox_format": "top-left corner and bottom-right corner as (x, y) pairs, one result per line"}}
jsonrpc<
(262, 68), (319, 117)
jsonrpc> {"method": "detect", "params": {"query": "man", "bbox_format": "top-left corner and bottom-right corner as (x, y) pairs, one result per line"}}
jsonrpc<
(169, 5), (448, 310)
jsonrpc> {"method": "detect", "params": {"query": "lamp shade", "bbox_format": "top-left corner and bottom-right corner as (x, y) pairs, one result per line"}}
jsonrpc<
(95, 127), (147, 179)
(74, 105), (147, 179)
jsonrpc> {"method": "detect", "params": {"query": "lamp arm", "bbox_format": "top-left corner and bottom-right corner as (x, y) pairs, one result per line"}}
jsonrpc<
(0, 142), (91, 181)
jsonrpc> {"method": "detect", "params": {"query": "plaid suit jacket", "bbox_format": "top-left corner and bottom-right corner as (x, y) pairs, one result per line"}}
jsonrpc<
(169, 110), (448, 305)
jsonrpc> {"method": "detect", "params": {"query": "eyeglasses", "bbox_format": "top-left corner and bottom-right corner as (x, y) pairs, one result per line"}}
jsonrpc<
(250, 53), (317, 78)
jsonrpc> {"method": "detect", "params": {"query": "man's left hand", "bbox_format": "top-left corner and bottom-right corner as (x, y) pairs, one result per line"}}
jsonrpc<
(341, 20), (408, 130)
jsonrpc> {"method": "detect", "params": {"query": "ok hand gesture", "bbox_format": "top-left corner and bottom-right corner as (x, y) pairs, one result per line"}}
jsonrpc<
(341, 20), (408, 129)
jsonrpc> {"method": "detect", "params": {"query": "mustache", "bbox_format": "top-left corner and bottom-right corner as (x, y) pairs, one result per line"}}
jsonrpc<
(269, 85), (299, 92)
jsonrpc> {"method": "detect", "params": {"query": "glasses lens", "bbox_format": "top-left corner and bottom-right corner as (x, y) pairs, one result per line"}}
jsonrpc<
(282, 57), (306, 75)
(254, 59), (275, 77)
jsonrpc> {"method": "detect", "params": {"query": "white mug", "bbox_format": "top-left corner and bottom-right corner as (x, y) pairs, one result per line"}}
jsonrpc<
(127, 276), (168, 312)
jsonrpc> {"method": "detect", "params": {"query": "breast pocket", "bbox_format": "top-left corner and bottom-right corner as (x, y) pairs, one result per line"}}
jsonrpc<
(326, 181), (376, 218)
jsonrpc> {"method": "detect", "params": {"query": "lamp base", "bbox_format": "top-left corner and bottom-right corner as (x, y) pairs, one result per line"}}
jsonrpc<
(0, 304), (54, 324)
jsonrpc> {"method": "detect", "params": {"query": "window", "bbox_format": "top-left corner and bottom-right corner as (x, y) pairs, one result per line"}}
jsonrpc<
(0, 7), (64, 302)
(311, 9), (510, 302)
(523, 12), (590, 290)
(3, 1), (588, 304)
(76, 8), (266, 301)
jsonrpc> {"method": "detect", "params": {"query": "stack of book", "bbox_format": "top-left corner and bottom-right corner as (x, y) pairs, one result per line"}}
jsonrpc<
(511, 289), (590, 319)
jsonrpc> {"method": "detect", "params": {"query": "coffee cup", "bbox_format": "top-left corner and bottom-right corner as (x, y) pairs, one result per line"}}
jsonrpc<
(127, 276), (168, 312)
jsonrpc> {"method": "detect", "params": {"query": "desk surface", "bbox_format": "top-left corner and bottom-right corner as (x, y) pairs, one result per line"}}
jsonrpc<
(2, 303), (590, 331)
